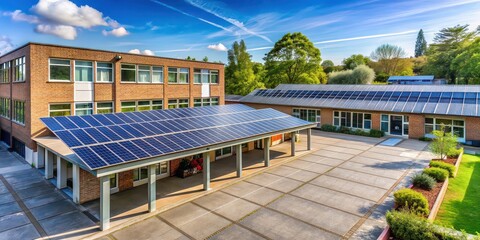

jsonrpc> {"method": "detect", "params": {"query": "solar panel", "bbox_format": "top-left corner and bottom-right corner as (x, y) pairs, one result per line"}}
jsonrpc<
(41, 104), (314, 171)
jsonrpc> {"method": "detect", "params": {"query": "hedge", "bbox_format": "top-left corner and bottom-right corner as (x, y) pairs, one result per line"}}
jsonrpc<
(423, 167), (449, 182)
(429, 161), (455, 178)
(319, 124), (385, 138)
(393, 189), (429, 216)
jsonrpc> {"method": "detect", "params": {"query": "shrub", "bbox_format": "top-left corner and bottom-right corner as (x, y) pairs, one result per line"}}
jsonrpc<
(419, 136), (433, 142)
(429, 161), (455, 177)
(423, 167), (449, 182)
(429, 126), (458, 159)
(328, 65), (375, 84)
(369, 129), (385, 137)
(320, 124), (337, 132)
(338, 126), (351, 134)
(447, 147), (462, 158)
(393, 189), (429, 216)
(412, 174), (436, 190)
(352, 129), (369, 136)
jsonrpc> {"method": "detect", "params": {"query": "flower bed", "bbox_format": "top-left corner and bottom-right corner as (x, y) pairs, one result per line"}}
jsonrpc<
(176, 157), (204, 178)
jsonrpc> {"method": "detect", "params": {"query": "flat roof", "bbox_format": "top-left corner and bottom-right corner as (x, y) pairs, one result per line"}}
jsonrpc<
(237, 84), (480, 117)
(40, 104), (315, 176)
(388, 75), (435, 81)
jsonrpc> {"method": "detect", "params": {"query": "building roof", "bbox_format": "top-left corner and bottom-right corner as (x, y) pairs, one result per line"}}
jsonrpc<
(225, 95), (245, 102)
(40, 104), (314, 176)
(237, 84), (480, 117)
(388, 75), (435, 81)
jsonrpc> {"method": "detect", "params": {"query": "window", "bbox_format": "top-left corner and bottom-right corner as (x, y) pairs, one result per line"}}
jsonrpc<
(121, 102), (136, 112)
(216, 147), (232, 159)
(12, 100), (25, 124)
(293, 108), (321, 125)
(403, 116), (409, 135)
(49, 59), (71, 81)
(381, 114), (389, 132)
(133, 162), (168, 182)
(96, 102), (113, 114)
(194, 69), (209, 83)
(109, 174), (117, 189)
(96, 62), (113, 82)
(152, 66), (163, 83)
(75, 103), (93, 116)
(0, 62), (10, 83)
(0, 98), (10, 119)
(334, 111), (372, 130)
(49, 103), (71, 117)
(425, 118), (465, 139)
(194, 97), (219, 107)
(13, 57), (26, 82)
(168, 67), (189, 83)
(168, 99), (189, 109)
(152, 100), (163, 110)
(121, 64), (136, 82)
(75, 61), (93, 82)
(210, 70), (219, 84)
(137, 65), (151, 83)
(137, 100), (151, 111)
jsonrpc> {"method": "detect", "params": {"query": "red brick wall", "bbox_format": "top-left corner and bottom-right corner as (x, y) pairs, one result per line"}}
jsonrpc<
(118, 170), (134, 191)
(79, 169), (100, 204)
(408, 114), (425, 139)
(170, 159), (180, 177)
(465, 117), (480, 140)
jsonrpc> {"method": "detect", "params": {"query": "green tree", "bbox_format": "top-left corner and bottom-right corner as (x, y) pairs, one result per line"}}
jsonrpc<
(321, 60), (337, 74)
(225, 40), (265, 95)
(414, 29), (427, 57)
(423, 24), (477, 83)
(429, 126), (458, 160)
(342, 54), (371, 70)
(328, 65), (375, 84)
(370, 44), (407, 75)
(451, 38), (480, 84)
(186, 56), (196, 61)
(264, 32), (326, 87)
(202, 56), (209, 62)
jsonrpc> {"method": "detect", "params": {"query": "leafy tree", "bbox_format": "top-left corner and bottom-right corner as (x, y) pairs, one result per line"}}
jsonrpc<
(429, 126), (458, 160)
(185, 56), (196, 61)
(342, 54), (371, 70)
(264, 32), (326, 87)
(321, 60), (334, 68)
(412, 56), (427, 75)
(423, 24), (477, 83)
(225, 40), (265, 95)
(328, 65), (375, 84)
(321, 60), (340, 74)
(414, 29), (427, 57)
(451, 38), (480, 84)
(202, 56), (209, 62)
(370, 44), (407, 75)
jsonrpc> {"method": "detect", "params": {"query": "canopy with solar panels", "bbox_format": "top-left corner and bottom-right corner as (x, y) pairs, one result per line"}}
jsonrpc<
(238, 84), (480, 117)
(40, 104), (315, 173)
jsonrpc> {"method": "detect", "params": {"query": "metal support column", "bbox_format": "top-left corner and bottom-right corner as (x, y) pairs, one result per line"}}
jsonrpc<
(203, 152), (210, 190)
(45, 150), (54, 179)
(236, 144), (242, 177)
(291, 132), (296, 156)
(148, 164), (156, 213)
(100, 176), (110, 231)
(56, 156), (67, 189)
(72, 164), (80, 204)
(36, 145), (45, 168)
(264, 137), (271, 167)
(307, 128), (312, 151)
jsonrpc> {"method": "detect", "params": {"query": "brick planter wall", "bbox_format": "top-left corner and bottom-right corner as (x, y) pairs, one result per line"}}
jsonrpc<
(118, 170), (134, 191)
(79, 169), (100, 204)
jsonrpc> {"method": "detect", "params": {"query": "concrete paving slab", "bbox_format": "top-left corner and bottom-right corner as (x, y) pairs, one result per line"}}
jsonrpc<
(0, 192), (15, 205)
(322, 146), (364, 155)
(8, 177), (46, 190)
(210, 224), (265, 240)
(240, 208), (340, 240)
(266, 165), (298, 177)
(23, 192), (65, 209)
(311, 150), (354, 160)
(160, 203), (209, 226)
(221, 181), (262, 198)
(30, 199), (77, 221)
(0, 212), (30, 232)
(351, 155), (413, 169)
(326, 168), (396, 190)
(359, 151), (412, 163)
(245, 173), (283, 186)
(39, 211), (96, 239)
(349, 219), (387, 240)
(282, 169), (319, 182)
(112, 217), (186, 240)
(268, 195), (360, 236)
(11, 180), (52, 191)
(238, 187), (283, 206)
(291, 184), (376, 216)
(299, 155), (345, 166)
(193, 191), (237, 211)
(16, 184), (55, 199)
(0, 201), (22, 217)
(0, 224), (41, 240)
(310, 175), (387, 202)
(214, 198), (260, 221)
(263, 177), (304, 193)
(284, 160), (332, 174)
(338, 161), (404, 179)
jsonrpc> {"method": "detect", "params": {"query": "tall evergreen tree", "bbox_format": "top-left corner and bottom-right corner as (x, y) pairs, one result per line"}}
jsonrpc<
(225, 40), (265, 95)
(414, 29), (427, 57)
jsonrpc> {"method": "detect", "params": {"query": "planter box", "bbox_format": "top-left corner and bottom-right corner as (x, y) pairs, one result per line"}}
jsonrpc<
(428, 177), (449, 221)
(177, 168), (202, 178)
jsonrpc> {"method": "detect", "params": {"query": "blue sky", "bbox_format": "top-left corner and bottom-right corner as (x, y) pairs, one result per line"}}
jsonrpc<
(1, 0), (480, 64)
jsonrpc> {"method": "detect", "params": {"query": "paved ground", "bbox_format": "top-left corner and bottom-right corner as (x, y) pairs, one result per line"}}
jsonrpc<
(0, 144), (97, 240)
(98, 131), (431, 240)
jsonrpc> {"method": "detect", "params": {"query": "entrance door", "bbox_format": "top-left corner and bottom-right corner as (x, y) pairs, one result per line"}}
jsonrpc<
(390, 115), (403, 135)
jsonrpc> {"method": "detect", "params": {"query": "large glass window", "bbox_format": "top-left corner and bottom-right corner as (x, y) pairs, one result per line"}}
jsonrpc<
(96, 102), (114, 114)
(75, 103), (93, 116)
(109, 174), (117, 189)
(168, 67), (189, 83)
(49, 103), (71, 117)
(137, 100), (151, 111)
(133, 162), (168, 181)
(75, 61), (93, 82)
(0, 62), (10, 83)
(210, 70), (219, 84)
(168, 99), (189, 109)
(121, 102), (136, 112)
(96, 62), (113, 82)
(152, 100), (163, 110)
(137, 65), (151, 83)
(334, 111), (372, 130)
(0, 98), (10, 119)
(121, 64), (136, 82)
(152, 66), (163, 83)
(193, 97), (219, 107)
(293, 108), (321, 125)
(381, 114), (389, 132)
(194, 69), (219, 84)
(13, 57), (26, 82)
(12, 100), (25, 124)
(121, 100), (163, 112)
(49, 59), (71, 81)
(425, 118), (465, 139)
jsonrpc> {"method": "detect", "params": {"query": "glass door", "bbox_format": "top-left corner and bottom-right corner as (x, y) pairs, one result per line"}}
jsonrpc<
(390, 115), (403, 135)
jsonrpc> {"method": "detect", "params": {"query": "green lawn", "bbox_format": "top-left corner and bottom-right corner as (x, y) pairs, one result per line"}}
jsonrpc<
(435, 154), (480, 235)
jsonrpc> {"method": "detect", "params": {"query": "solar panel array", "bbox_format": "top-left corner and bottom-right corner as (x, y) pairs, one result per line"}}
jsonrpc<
(41, 104), (314, 170)
(239, 86), (480, 117)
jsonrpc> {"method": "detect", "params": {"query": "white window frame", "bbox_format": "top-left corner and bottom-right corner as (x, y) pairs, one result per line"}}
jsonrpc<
(137, 65), (151, 83)
(120, 64), (136, 83)
(74, 102), (93, 116)
(74, 60), (94, 82)
(215, 147), (233, 159)
(168, 99), (189, 109)
(210, 70), (219, 84)
(96, 102), (114, 114)
(168, 67), (189, 84)
(133, 162), (169, 187)
(293, 108), (321, 126)
(49, 103), (71, 117)
(0, 62), (10, 83)
(96, 62), (114, 83)
(424, 117), (465, 142)
(193, 97), (219, 107)
(0, 97), (10, 119)
(109, 174), (119, 194)
(13, 57), (26, 83)
(333, 110), (372, 130)
(380, 114), (409, 136)
(12, 100), (25, 125)
(49, 59), (71, 82)
(152, 66), (164, 83)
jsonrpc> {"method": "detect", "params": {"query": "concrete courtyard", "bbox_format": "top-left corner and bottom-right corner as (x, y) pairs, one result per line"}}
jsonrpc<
(94, 131), (431, 240)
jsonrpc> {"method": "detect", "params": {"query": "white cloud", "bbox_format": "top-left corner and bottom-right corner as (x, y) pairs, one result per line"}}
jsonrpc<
(102, 27), (129, 37)
(35, 24), (77, 40)
(3, 0), (129, 40)
(128, 49), (155, 55)
(207, 43), (227, 51)
(0, 36), (14, 55)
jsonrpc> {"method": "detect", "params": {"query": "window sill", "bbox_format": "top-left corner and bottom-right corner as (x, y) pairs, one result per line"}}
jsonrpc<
(167, 83), (190, 85)
(48, 80), (72, 83)
(12, 121), (25, 127)
(95, 81), (114, 84)
(12, 81), (27, 84)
